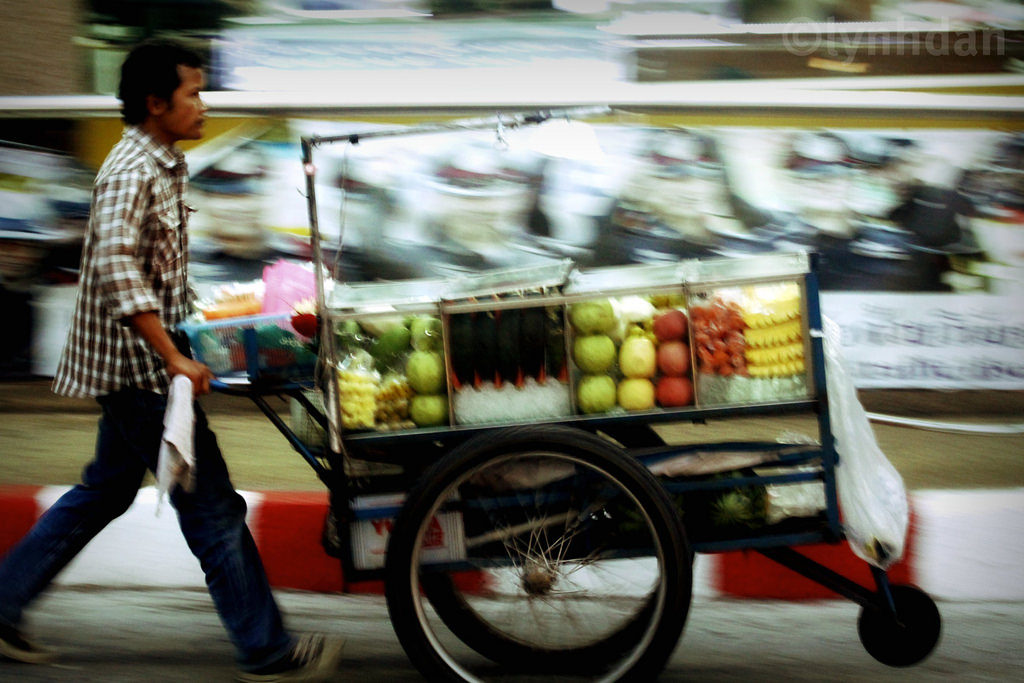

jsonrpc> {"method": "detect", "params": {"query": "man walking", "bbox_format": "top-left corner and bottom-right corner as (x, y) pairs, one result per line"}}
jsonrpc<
(0, 39), (344, 682)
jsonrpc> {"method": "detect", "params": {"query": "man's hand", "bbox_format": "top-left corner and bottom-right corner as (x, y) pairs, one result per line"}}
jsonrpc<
(165, 353), (215, 396)
(128, 311), (216, 395)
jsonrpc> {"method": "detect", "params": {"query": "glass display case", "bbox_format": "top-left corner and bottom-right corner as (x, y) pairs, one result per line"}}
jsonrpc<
(317, 252), (819, 438)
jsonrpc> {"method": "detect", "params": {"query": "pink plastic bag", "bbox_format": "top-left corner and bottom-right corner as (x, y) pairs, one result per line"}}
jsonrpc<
(261, 259), (316, 315)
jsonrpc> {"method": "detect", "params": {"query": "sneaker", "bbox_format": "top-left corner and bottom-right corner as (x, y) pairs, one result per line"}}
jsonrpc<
(0, 622), (55, 664)
(236, 634), (345, 682)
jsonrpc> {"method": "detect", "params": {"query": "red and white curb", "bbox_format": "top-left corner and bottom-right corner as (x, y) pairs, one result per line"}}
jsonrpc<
(0, 486), (1021, 601)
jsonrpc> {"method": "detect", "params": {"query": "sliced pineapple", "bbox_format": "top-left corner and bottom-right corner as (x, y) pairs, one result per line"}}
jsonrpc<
(745, 341), (804, 366)
(744, 319), (802, 348)
(747, 358), (806, 378)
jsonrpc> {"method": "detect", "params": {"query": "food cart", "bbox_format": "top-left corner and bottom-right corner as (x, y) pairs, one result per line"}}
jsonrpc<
(181, 112), (941, 682)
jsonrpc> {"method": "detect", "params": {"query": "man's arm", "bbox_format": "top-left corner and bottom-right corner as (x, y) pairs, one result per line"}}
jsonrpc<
(129, 311), (213, 395)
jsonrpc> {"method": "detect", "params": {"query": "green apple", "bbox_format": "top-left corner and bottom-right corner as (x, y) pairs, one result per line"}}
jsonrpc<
(410, 394), (449, 427)
(576, 374), (616, 414)
(573, 334), (616, 374)
(405, 350), (446, 394)
(409, 316), (443, 351)
(568, 300), (615, 335)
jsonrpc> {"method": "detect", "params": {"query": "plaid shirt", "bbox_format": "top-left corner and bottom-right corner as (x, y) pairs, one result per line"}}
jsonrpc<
(53, 127), (194, 398)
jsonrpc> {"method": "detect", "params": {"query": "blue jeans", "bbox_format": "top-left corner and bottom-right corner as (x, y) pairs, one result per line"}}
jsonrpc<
(0, 387), (292, 670)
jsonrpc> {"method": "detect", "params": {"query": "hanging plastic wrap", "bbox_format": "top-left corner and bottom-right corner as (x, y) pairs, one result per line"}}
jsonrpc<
(823, 316), (909, 569)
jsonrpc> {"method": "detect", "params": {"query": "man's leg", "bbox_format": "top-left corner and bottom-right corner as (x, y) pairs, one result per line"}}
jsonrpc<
(0, 393), (148, 656)
(96, 387), (292, 670)
(169, 403), (292, 670)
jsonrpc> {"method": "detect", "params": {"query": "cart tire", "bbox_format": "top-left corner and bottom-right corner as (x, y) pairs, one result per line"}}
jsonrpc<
(857, 585), (941, 667)
(385, 424), (692, 682)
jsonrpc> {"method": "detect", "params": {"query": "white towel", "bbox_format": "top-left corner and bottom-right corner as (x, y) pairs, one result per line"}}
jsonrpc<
(155, 375), (196, 514)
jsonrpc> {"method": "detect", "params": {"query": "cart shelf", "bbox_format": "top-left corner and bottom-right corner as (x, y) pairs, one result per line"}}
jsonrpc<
(338, 397), (821, 449)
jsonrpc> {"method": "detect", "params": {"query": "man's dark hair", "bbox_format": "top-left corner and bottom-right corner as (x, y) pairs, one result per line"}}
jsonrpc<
(119, 39), (203, 125)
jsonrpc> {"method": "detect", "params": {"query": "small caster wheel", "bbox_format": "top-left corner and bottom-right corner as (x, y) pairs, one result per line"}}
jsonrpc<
(858, 585), (941, 667)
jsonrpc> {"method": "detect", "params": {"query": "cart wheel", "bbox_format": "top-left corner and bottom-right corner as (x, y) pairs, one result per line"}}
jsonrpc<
(858, 585), (941, 667)
(385, 425), (692, 682)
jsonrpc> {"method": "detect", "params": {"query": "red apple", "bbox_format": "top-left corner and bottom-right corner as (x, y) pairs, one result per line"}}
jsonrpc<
(656, 376), (694, 407)
(657, 341), (691, 377)
(652, 309), (688, 342)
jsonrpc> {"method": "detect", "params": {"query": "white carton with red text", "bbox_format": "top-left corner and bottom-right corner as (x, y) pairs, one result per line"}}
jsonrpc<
(350, 493), (465, 570)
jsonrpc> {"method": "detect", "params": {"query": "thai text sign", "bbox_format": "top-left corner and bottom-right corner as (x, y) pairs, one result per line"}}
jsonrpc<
(822, 293), (1024, 389)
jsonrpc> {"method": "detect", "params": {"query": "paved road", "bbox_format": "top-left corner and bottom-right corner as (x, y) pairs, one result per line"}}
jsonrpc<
(2, 589), (1021, 682)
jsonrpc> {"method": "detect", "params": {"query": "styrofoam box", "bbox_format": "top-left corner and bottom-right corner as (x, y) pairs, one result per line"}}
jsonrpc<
(350, 493), (466, 571)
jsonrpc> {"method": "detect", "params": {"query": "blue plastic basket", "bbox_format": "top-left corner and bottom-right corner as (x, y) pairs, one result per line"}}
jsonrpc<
(179, 313), (317, 382)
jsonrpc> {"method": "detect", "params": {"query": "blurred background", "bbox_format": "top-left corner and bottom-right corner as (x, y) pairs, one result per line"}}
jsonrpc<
(1, 0), (1022, 388)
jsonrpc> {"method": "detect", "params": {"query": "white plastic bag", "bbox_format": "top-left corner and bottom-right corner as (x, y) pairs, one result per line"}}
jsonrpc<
(823, 316), (908, 569)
